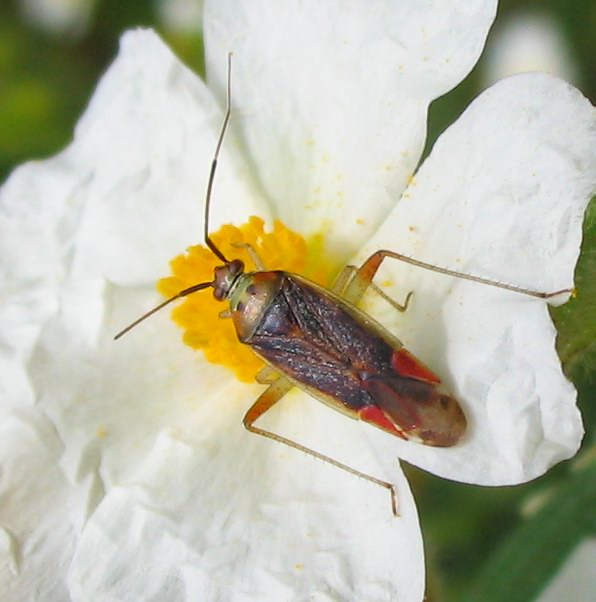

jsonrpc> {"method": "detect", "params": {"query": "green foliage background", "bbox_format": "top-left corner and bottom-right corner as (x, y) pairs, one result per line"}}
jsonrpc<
(1, 1), (594, 600)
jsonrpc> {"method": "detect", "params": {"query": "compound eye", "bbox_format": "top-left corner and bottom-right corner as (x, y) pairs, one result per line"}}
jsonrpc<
(229, 259), (245, 276)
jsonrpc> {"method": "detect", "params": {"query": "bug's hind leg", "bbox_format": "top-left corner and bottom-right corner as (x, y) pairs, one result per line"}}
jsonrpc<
(346, 250), (573, 300)
(243, 376), (399, 516)
(335, 264), (413, 312)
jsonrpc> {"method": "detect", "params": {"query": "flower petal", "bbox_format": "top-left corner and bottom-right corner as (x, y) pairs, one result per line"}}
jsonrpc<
(0, 409), (74, 600)
(204, 0), (498, 259)
(0, 289), (236, 597)
(79, 29), (274, 286)
(68, 382), (425, 601)
(354, 74), (594, 484)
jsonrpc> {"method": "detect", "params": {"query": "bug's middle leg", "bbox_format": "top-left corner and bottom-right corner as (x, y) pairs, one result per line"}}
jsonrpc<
(243, 376), (399, 516)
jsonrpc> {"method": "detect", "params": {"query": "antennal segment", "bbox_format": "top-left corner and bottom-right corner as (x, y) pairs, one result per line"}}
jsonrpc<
(204, 52), (234, 264)
(114, 281), (212, 340)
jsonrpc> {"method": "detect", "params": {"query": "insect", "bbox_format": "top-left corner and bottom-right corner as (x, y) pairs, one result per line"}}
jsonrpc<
(115, 54), (572, 515)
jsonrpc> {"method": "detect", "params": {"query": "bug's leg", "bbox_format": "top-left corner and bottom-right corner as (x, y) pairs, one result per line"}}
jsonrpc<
(244, 377), (399, 516)
(232, 242), (267, 271)
(347, 250), (573, 300)
(343, 253), (408, 305)
(255, 365), (279, 384)
(371, 285), (413, 313)
(332, 265), (355, 295)
(337, 265), (413, 312)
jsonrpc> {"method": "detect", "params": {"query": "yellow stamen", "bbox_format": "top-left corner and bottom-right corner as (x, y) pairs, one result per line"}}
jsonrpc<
(157, 217), (337, 382)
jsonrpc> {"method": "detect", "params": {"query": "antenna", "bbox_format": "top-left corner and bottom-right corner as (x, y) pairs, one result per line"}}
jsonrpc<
(114, 282), (212, 340)
(114, 53), (235, 340)
(204, 52), (234, 264)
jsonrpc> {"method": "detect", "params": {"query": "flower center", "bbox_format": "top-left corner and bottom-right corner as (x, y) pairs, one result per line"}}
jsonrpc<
(157, 216), (337, 382)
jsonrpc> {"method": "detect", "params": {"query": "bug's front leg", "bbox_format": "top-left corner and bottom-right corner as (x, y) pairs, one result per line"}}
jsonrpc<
(232, 242), (267, 271)
(243, 376), (399, 516)
(342, 252), (396, 304)
(255, 365), (279, 384)
(336, 262), (413, 311)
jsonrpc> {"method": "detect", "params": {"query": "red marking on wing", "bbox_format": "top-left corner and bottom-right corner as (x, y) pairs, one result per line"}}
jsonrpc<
(359, 405), (408, 440)
(391, 348), (441, 384)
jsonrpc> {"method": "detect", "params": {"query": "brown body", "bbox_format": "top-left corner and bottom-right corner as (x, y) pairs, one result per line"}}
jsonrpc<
(223, 268), (466, 447)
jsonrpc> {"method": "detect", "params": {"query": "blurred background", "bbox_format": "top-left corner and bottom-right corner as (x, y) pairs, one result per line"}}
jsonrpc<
(0, 1), (594, 600)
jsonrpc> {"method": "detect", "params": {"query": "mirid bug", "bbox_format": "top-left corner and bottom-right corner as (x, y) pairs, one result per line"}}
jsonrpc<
(115, 54), (573, 515)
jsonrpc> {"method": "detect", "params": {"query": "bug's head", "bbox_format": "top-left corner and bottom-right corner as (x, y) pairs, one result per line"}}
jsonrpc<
(213, 259), (245, 301)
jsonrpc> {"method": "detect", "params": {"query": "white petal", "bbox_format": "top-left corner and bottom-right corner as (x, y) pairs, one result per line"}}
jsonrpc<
(0, 292), (234, 597)
(76, 29), (272, 286)
(204, 0), (497, 259)
(355, 74), (594, 484)
(0, 409), (73, 600)
(68, 382), (425, 601)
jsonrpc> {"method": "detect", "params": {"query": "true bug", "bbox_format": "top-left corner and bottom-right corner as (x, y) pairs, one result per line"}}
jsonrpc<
(115, 54), (573, 515)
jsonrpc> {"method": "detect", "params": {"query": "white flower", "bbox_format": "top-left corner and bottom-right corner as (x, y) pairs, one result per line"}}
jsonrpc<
(1, 1), (594, 600)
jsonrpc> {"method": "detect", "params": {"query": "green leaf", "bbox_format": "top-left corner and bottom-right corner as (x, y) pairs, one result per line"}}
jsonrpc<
(552, 197), (596, 378)
(461, 459), (596, 602)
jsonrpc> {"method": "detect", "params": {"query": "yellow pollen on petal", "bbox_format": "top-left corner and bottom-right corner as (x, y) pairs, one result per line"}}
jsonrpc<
(157, 217), (337, 383)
